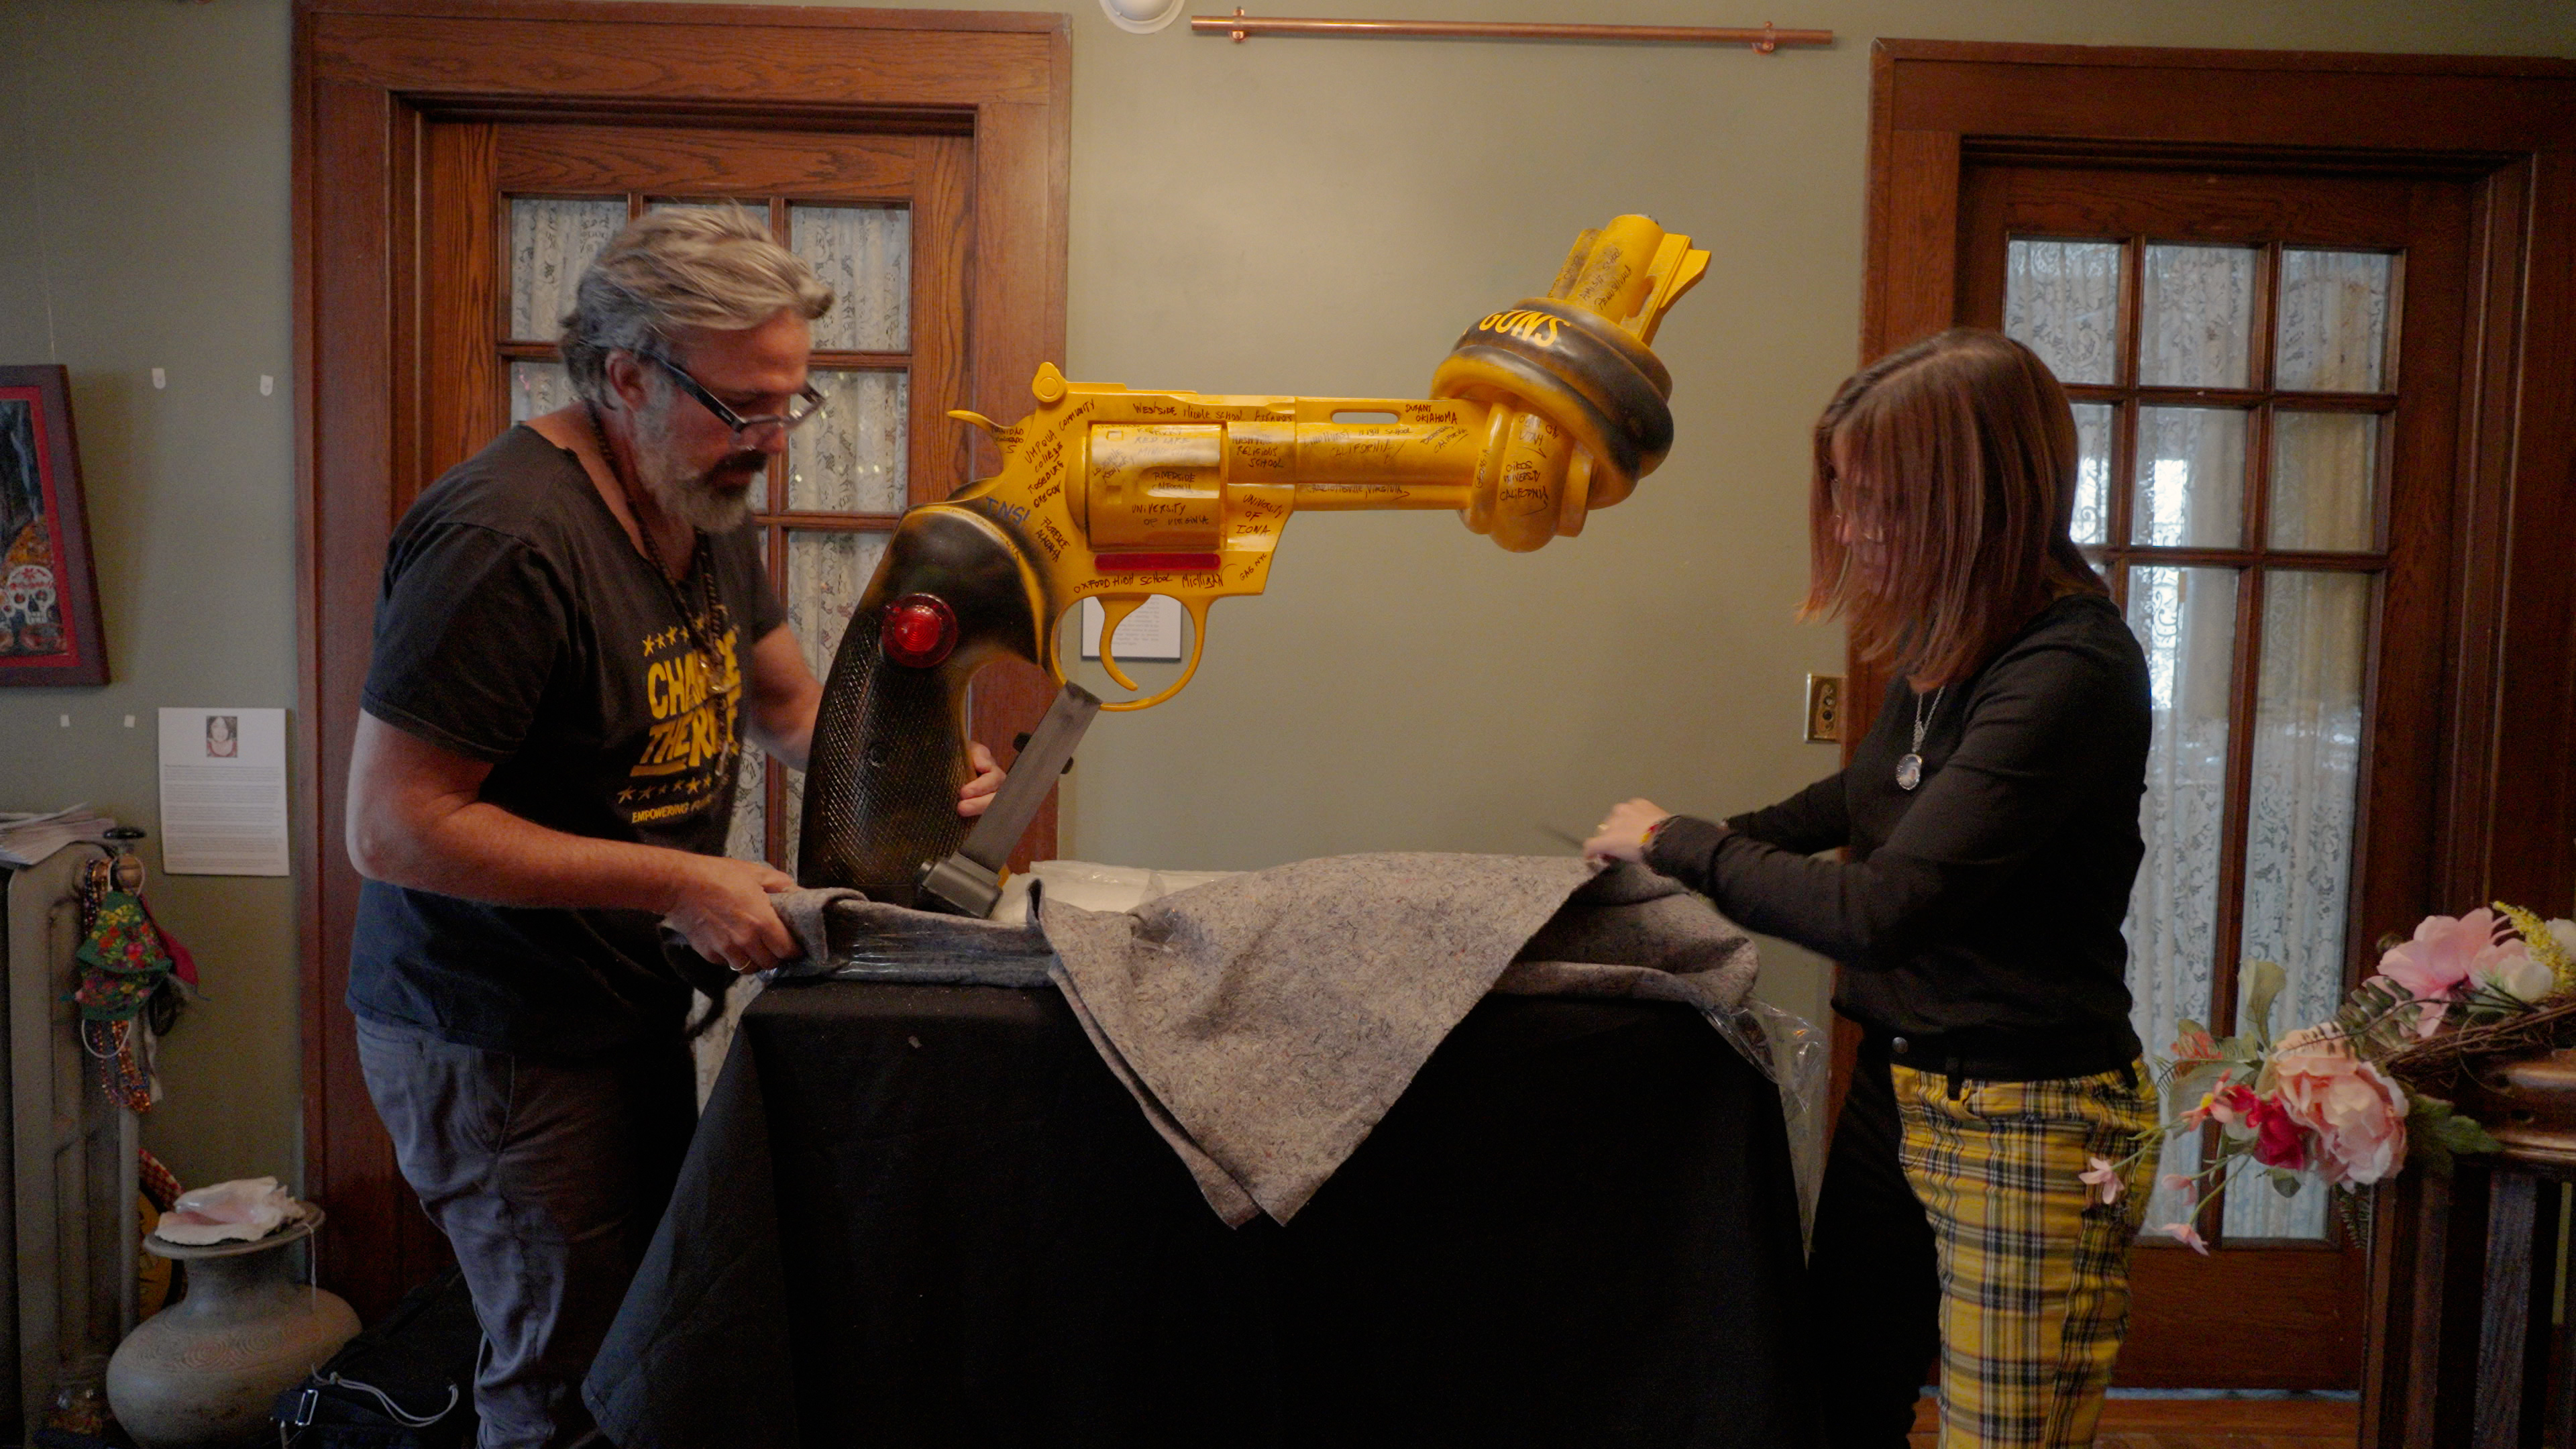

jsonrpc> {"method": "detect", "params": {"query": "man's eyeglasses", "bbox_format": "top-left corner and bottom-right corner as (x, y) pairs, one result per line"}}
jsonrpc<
(642, 352), (827, 445)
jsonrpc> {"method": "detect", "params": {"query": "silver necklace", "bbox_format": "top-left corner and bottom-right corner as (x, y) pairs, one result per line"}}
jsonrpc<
(1896, 685), (1944, 792)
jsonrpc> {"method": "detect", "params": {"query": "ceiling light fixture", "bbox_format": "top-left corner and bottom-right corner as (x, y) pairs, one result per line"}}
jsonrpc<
(1102, 0), (1188, 34)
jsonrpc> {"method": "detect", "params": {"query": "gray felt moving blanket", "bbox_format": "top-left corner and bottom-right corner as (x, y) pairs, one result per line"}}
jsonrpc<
(769, 853), (1759, 1227)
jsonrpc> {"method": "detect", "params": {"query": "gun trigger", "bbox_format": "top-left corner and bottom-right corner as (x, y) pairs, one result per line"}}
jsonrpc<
(1097, 596), (1146, 692)
(947, 409), (1005, 440)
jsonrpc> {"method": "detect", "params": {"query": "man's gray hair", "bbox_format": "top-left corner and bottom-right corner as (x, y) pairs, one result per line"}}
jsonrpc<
(559, 207), (834, 403)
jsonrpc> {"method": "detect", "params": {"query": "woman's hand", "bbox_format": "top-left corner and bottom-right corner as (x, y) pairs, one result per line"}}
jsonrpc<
(1583, 798), (1674, 863)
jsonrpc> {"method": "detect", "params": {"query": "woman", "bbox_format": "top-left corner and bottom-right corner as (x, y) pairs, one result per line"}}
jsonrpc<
(1585, 328), (2155, 1449)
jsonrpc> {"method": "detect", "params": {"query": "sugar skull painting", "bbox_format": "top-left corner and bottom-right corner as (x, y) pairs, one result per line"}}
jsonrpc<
(0, 366), (107, 685)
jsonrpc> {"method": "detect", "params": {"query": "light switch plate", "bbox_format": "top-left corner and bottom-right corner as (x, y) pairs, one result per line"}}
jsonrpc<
(1804, 674), (1844, 743)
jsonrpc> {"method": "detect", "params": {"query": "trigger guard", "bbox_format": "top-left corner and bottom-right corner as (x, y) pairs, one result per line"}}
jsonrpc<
(1098, 608), (1210, 713)
(1094, 596), (1148, 692)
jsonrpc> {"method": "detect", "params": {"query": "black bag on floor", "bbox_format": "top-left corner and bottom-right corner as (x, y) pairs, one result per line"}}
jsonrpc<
(273, 1266), (481, 1448)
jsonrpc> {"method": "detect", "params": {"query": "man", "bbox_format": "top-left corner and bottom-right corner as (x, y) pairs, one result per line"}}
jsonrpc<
(344, 208), (1002, 1447)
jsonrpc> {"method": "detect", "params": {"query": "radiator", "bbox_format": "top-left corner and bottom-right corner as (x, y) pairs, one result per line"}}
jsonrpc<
(1, 840), (139, 1439)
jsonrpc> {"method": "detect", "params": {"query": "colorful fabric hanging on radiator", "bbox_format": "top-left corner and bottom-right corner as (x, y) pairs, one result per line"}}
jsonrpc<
(74, 892), (173, 1020)
(70, 889), (180, 1111)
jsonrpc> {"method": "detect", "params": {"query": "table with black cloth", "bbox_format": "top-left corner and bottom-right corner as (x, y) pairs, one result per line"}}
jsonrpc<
(585, 977), (1817, 1448)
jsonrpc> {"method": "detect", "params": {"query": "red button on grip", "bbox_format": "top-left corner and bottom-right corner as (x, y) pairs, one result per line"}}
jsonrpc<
(880, 594), (958, 669)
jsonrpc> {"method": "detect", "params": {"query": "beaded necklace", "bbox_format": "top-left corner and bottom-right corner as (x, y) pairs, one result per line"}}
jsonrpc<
(584, 404), (739, 739)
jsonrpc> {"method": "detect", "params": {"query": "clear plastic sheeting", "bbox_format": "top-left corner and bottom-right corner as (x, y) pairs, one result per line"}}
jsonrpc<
(1725, 994), (1828, 1236)
(987, 859), (1237, 922)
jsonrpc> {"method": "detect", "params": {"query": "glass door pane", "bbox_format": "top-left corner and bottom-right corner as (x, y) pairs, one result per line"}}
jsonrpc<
(509, 197), (625, 341)
(2071, 402), (2112, 547)
(506, 196), (625, 421)
(2276, 250), (2394, 393)
(792, 204), (911, 352)
(2125, 564), (2241, 1232)
(2004, 238), (2122, 385)
(789, 372), (908, 513)
(2139, 244), (2257, 389)
(510, 364), (577, 425)
(2133, 407), (2249, 548)
(2225, 570), (2371, 1240)
(2268, 412), (2379, 552)
(728, 748), (771, 863)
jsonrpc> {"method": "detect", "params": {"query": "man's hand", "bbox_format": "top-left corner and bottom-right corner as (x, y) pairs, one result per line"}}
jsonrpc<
(1583, 798), (1674, 863)
(959, 741), (1008, 818)
(663, 854), (799, 974)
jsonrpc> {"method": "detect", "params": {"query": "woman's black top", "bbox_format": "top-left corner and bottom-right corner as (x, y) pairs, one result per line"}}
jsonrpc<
(1644, 592), (2151, 1064)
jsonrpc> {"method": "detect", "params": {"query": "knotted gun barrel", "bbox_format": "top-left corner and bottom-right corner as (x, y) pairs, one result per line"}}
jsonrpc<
(800, 215), (1709, 905)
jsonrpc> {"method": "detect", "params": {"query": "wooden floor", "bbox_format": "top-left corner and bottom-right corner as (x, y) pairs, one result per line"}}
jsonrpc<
(1908, 1393), (2359, 1448)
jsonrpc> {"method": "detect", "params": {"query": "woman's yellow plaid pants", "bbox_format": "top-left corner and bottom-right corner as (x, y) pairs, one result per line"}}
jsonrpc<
(1888, 1061), (2161, 1448)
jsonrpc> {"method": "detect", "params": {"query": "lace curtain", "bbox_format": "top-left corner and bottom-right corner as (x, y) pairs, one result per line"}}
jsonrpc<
(2004, 240), (2120, 386)
(793, 205), (910, 352)
(790, 372), (909, 513)
(2219, 253), (2387, 1239)
(510, 197), (625, 341)
(2126, 566), (2238, 1231)
(506, 198), (627, 423)
(2100, 244), (2384, 1242)
(2224, 571), (2367, 1239)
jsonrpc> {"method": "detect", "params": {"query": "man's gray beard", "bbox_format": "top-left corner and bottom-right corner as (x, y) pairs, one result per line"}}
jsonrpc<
(633, 399), (762, 534)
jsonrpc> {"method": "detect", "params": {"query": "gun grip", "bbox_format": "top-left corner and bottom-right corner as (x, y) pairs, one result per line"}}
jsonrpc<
(798, 506), (1040, 906)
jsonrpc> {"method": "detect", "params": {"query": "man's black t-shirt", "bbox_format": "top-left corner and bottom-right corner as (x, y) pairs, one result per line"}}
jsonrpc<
(1645, 592), (2151, 1055)
(347, 425), (788, 1058)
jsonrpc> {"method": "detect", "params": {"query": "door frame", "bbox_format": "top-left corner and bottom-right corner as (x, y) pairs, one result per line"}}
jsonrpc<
(293, 0), (1069, 1320)
(1854, 38), (2576, 1400)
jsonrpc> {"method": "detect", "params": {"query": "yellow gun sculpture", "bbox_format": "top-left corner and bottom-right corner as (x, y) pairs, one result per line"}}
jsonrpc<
(798, 215), (1709, 909)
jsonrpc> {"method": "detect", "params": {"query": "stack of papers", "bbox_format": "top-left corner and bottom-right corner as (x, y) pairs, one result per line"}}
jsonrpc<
(0, 804), (114, 869)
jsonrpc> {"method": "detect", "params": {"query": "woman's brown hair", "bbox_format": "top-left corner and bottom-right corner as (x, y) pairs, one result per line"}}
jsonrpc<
(1803, 327), (2105, 688)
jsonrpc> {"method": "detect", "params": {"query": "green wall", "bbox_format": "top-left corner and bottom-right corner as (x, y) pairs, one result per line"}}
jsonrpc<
(0, 1), (297, 1194)
(0, 0), (2567, 1198)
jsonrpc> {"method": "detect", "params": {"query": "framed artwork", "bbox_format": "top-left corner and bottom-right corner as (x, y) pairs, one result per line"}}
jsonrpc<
(0, 364), (107, 685)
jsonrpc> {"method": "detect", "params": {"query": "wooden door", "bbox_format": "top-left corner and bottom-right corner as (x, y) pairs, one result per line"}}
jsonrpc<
(296, 1), (1069, 1322)
(1953, 162), (2474, 1387)
(1856, 42), (2576, 1405)
(425, 121), (979, 875)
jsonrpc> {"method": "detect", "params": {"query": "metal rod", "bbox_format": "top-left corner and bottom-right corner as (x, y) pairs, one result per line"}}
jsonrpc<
(1191, 10), (1831, 49)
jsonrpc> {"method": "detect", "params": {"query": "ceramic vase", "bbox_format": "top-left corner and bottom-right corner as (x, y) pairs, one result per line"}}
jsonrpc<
(106, 1209), (360, 1448)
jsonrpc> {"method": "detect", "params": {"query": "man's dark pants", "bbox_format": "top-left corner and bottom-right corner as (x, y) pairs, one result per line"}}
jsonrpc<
(356, 1017), (696, 1449)
(1808, 1046), (1943, 1448)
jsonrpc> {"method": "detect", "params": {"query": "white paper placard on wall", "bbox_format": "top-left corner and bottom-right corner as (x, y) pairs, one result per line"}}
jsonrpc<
(157, 707), (290, 875)
(1079, 595), (1185, 661)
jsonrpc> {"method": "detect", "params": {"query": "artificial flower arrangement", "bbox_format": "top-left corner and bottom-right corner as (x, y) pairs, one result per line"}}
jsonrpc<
(2085, 904), (2576, 1252)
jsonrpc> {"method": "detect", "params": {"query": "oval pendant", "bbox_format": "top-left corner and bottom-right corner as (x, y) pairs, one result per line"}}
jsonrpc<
(1895, 753), (1923, 792)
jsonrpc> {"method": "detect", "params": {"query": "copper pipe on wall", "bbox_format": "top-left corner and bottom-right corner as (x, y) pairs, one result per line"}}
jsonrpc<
(1190, 11), (1833, 49)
